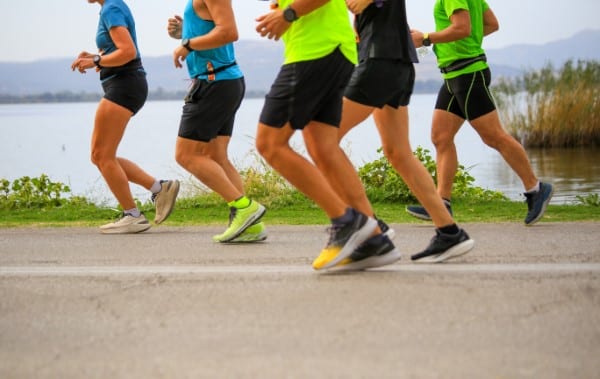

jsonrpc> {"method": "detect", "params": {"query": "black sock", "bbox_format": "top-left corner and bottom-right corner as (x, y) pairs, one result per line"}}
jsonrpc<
(438, 224), (460, 235)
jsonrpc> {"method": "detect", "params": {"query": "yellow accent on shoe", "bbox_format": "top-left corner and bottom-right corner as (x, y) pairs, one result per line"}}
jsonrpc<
(312, 246), (342, 270)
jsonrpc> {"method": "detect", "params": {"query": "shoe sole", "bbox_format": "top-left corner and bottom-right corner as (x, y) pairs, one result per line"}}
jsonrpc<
(100, 223), (151, 235)
(413, 238), (475, 263)
(216, 204), (267, 243)
(319, 217), (378, 270)
(524, 186), (554, 226)
(333, 248), (402, 272)
(155, 180), (180, 224)
(222, 232), (268, 243)
(405, 208), (432, 221)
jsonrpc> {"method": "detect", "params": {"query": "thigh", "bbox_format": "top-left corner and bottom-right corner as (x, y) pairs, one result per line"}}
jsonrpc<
(91, 98), (131, 156)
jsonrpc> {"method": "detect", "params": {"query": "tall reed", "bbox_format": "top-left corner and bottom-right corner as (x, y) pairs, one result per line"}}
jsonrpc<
(494, 60), (600, 147)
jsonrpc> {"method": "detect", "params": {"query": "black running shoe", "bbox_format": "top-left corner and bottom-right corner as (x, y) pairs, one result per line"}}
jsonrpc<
(333, 234), (402, 271)
(524, 182), (554, 225)
(406, 200), (452, 221)
(375, 217), (396, 240)
(411, 229), (474, 263)
(312, 209), (377, 270)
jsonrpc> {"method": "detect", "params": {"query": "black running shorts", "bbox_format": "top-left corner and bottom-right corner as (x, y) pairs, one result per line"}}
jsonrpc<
(435, 68), (497, 121)
(259, 47), (354, 130)
(178, 77), (245, 142)
(101, 70), (148, 115)
(344, 59), (415, 108)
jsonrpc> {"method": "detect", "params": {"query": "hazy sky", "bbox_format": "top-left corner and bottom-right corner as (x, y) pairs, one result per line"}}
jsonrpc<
(1, 0), (598, 62)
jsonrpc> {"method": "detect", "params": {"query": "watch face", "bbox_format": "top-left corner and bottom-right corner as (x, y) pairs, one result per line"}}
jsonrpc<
(283, 7), (297, 22)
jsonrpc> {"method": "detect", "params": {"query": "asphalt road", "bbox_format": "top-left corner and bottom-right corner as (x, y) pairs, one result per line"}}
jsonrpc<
(1, 222), (599, 378)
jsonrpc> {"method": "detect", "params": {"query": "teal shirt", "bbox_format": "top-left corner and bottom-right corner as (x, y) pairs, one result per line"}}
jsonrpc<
(433, 0), (489, 79)
(182, 0), (242, 80)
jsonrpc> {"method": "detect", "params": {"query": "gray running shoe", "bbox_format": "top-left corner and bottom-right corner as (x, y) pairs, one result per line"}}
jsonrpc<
(152, 180), (180, 224)
(100, 213), (151, 234)
(524, 182), (554, 225)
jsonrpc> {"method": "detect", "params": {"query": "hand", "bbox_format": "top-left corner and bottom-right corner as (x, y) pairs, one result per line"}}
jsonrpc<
(346, 0), (373, 14)
(70, 51), (95, 74)
(255, 10), (290, 41)
(411, 29), (424, 47)
(167, 15), (183, 39)
(173, 45), (189, 69)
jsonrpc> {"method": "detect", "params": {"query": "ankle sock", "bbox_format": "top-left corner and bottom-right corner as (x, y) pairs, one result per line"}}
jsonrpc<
(331, 208), (355, 225)
(124, 208), (141, 218)
(150, 180), (162, 194)
(526, 181), (540, 194)
(228, 195), (251, 209)
(438, 223), (460, 235)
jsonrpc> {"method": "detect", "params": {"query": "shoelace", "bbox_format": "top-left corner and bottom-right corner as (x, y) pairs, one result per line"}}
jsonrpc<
(324, 224), (343, 245)
(227, 207), (237, 226)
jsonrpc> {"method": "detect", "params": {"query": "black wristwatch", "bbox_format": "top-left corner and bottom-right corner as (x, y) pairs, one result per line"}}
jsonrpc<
(283, 6), (299, 22)
(182, 38), (193, 52)
(422, 33), (432, 47)
(93, 54), (102, 68)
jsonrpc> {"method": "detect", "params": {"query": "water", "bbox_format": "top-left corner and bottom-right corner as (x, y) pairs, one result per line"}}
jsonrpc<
(1, 96), (599, 205)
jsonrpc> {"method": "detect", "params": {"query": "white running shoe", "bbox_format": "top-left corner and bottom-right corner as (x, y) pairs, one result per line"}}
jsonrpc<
(100, 213), (151, 234)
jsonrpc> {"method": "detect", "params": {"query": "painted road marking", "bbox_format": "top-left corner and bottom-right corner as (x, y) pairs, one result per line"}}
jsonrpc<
(1, 263), (599, 276)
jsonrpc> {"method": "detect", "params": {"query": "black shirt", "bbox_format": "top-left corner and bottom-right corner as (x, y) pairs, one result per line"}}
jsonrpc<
(354, 0), (418, 63)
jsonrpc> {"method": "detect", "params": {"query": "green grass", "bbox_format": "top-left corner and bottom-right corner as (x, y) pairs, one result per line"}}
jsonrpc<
(0, 199), (597, 228)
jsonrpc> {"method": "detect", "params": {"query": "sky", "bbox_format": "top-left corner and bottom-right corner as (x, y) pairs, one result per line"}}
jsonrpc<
(1, 0), (598, 62)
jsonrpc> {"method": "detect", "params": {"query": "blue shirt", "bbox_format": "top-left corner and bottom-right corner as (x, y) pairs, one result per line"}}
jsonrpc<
(182, 0), (242, 80)
(96, 0), (140, 60)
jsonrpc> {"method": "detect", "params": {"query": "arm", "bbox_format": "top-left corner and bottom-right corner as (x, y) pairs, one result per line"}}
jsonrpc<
(70, 26), (136, 73)
(411, 9), (471, 47)
(346, 0), (380, 15)
(256, 0), (330, 41)
(173, 0), (239, 68)
(483, 8), (499, 36)
(167, 15), (183, 40)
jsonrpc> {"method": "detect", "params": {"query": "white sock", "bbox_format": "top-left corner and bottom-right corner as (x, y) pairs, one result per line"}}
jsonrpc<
(526, 181), (540, 193)
(125, 208), (141, 217)
(150, 180), (162, 194)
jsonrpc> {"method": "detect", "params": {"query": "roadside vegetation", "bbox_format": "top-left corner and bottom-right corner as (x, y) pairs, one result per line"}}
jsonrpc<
(494, 59), (600, 147)
(1, 147), (598, 228)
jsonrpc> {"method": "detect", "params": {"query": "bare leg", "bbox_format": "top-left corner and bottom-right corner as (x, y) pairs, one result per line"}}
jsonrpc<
(469, 110), (538, 190)
(90, 99), (147, 210)
(175, 136), (242, 202)
(255, 122), (347, 219)
(431, 109), (464, 200)
(375, 106), (454, 228)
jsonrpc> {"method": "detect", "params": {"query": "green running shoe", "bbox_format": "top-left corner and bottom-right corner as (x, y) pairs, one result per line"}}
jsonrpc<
(212, 200), (266, 242)
(223, 222), (267, 243)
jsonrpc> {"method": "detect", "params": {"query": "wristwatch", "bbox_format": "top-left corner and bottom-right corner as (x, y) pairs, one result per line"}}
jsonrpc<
(182, 38), (193, 52)
(283, 6), (299, 22)
(93, 54), (102, 68)
(422, 33), (432, 47)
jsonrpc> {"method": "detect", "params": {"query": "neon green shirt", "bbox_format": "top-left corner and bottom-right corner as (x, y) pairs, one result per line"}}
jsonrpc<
(433, 0), (489, 79)
(278, 0), (357, 65)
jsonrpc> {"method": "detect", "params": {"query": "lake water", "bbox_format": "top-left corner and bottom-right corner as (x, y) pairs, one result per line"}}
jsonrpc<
(1, 96), (599, 206)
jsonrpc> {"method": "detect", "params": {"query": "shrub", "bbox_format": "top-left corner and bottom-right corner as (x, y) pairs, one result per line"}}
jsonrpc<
(0, 175), (72, 209)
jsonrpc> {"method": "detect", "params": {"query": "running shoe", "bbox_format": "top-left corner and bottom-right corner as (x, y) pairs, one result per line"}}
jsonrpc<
(212, 200), (266, 242)
(411, 228), (474, 263)
(524, 182), (554, 225)
(222, 222), (267, 243)
(405, 199), (452, 221)
(333, 234), (401, 271)
(152, 179), (180, 224)
(100, 213), (151, 234)
(312, 209), (377, 270)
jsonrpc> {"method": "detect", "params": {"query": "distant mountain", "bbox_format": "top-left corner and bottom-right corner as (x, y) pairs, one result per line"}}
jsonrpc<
(0, 29), (598, 96)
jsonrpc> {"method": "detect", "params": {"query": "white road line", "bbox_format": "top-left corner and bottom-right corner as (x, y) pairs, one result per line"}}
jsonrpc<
(1, 263), (599, 276)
